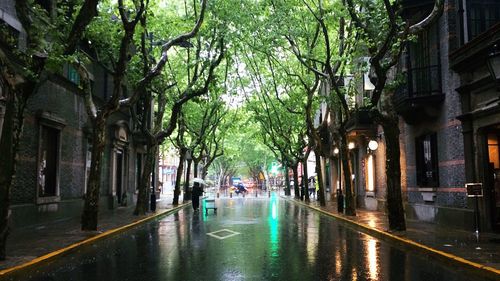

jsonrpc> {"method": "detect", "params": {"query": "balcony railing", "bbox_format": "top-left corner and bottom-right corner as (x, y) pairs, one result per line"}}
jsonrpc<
(345, 108), (375, 134)
(408, 65), (441, 97)
(394, 65), (442, 103)
(393, 65), (444, 124)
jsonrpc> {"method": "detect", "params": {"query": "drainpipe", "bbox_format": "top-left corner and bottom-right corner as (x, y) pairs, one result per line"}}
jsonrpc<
(458, 0), (465, 45)
(0, 98), (5, 139)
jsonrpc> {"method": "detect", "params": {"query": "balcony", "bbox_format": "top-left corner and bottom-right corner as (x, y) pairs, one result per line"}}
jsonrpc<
(345, 108), (376, 136)
(393, 65), (445, 125)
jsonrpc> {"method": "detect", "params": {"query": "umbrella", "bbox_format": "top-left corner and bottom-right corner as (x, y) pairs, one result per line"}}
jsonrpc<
(192, 178), (206, 185)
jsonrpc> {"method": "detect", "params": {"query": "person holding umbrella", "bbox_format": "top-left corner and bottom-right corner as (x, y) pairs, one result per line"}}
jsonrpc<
(192, 178), (205, 212)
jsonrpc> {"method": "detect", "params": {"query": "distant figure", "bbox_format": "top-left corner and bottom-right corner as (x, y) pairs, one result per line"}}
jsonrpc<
(309, 177), (316, 198)
(192, 182), (203, 211)
(236, 182), (247, 194)
(297, 177), (302, 199)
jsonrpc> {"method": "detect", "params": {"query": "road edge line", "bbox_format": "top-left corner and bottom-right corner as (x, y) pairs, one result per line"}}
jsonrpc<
(0, 203), (190, 278)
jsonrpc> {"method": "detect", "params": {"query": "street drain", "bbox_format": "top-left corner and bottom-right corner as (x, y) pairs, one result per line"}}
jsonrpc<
(207, 229), (241, 240)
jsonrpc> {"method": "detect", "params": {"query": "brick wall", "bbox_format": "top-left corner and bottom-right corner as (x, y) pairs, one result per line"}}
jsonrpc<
(402, 0), (467, 208)
(12, 79), (88, 204)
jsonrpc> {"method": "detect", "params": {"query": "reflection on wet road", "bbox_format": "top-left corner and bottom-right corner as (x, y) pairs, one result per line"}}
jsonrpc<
(15, 195), (488, 281)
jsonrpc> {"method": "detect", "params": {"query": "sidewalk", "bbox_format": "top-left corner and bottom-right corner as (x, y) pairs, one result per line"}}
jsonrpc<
(289, 195), (500, 280)
(0, 194), (188, 273)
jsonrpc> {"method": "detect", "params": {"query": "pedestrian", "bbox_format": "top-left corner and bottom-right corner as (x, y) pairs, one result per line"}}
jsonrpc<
(309, 177), (315, 198)
(315, 176), (319, 199)
(192, 182), (203, 212)
(296, 177), (301, 199)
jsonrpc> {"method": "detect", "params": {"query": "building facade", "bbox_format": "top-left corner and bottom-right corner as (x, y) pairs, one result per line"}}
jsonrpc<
(396, 0), (500, 231)
(393, 0), (470, 229)
(450, 12), (500, 231)
(323, 0), (500, 232)
(0, 0), (146, 228)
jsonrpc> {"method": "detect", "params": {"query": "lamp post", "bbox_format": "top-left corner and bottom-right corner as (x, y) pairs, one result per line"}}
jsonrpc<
(0, 95), (5, 139)
(180, 149), (193, 202)
(334, 147), (343, 213)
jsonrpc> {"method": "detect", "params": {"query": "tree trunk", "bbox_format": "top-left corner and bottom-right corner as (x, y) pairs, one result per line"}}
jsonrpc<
(81, 119), (106, 231)
(183, 159), (192, 201)
(134, 143), (156, 215)
(172, 150), (185, 205)
(0, 73), (37, 259)
(302, 157), (309, 202)
(0, 93), (21, 260)
(292, 164), (300, 199)
(201, 164), (209, 179)
(284, 166), (291, 196)
(382, 115), (406, 231)
(340, 133), (356, 216)
(315, 152), (326, 206)
(193, 161), (199, 178)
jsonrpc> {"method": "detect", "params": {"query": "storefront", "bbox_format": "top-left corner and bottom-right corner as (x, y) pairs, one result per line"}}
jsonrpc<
(451, 24), (500, 231)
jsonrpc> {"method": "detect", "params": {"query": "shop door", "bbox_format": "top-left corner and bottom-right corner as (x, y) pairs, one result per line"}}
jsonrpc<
(487, 132), (500, 231)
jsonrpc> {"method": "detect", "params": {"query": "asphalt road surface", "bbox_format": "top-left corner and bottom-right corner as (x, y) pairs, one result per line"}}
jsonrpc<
(11, 195), (489, 281)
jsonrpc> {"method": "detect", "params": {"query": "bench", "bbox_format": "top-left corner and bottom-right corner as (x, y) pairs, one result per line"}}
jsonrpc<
(205, 199), (217, 214)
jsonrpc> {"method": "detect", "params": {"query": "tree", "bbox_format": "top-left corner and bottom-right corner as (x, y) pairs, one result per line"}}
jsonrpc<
(77, 0), (225, 225)
(173, 94), (226, 202)
(76, 0), (148, 231)
(272, 0), (357, 209)
(232, 28), (310, 199)
(132, 0), (226, 213)
(344, 0), (443, 230)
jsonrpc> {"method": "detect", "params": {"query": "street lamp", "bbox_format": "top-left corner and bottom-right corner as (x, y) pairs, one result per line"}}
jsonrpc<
(182, 149), (192, 200)
(487, 44), (500, 90)
(368, 140), (379, 151)
(348, 142), (355, 150)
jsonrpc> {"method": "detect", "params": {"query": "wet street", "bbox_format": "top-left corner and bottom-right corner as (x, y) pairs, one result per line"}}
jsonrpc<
(13, 195), (489, 281)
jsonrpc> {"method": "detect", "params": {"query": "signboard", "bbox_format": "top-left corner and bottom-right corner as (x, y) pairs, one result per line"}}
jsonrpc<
(466, 183), (483, 197)
(163, 168), (174, 175)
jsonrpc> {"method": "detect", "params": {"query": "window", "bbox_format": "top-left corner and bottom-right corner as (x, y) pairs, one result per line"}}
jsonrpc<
(415, 133), (439, 187)
(407, 22), (441, 97)
(37, 113), (65, 203)
(467, 0), (500, 40)
(38, 125), (60, 197)
(67, 65), (80, 85)
(366, 154), (375, 193)
(488, 134), (500, 169)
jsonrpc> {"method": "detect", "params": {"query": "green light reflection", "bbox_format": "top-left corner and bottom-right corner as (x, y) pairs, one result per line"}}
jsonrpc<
(268, 193), (279, 257)
(202, 198), (207, 221)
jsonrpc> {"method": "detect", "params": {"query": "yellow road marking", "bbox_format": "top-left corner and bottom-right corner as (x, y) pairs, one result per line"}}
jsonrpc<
(0, 203), (189, 277)
(288, 198), (500, 277)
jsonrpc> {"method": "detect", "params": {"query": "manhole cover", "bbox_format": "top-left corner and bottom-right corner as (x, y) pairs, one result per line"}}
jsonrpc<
(207, 229), (241, 240)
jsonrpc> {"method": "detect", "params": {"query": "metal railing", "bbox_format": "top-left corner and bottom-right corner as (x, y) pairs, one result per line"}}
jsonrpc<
(394, 65), (442, 106)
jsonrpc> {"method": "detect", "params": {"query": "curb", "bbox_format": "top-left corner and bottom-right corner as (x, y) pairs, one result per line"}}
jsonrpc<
(285, 197), (500, 281)
(0, 203), (190, 279)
